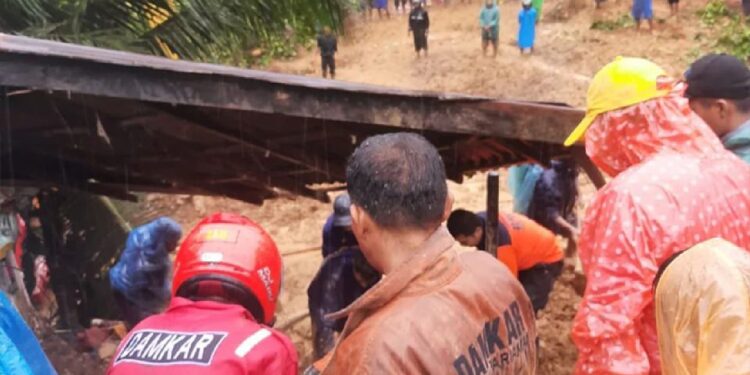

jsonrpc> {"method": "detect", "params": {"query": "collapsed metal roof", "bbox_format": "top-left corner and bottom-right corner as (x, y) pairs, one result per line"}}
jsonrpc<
(0, 34), (585, 203)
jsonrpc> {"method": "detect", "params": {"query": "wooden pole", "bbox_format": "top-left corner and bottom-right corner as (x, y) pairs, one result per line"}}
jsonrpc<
(572, 147), (606, 190)
(485, 172), (500, 257)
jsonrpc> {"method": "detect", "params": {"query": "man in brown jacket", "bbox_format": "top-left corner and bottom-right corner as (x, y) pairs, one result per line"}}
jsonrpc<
(307, 133), (538, 374)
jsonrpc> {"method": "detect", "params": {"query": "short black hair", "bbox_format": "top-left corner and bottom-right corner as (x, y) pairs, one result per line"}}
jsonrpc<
(346, 133), (447, 230)
(734, 97), (750, 113)
(447, 209), (482, 237)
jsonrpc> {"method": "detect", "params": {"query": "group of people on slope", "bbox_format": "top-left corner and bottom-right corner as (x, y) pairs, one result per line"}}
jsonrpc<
(318, 0), (541, 79)
(102, 52), (750, 374)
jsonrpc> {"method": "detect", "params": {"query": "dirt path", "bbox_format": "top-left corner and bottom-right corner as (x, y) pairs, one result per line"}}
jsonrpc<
(54, 1), (718, 373)
(265, 1), (710, 372)
(271, 0), (708, 106)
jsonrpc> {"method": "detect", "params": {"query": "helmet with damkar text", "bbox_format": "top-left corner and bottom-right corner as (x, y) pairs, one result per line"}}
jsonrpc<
(172, 213), (282, 326)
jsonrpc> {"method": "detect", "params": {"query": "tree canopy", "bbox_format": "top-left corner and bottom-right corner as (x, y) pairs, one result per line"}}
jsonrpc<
(0, 0), (346, 65)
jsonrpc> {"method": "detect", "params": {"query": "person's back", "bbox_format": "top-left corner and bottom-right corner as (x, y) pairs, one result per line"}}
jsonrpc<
(314, 133), (537, 374)
(655, 238), (750, 375)
(108, 297), (296, 375)
(564, 57), (750, 373)
(579, 118), (750, 373)
(499, 212), (561, 273)
(109, 217), (182, 327)
(324, 241), (537, 374)
(108, 213), (298, 375)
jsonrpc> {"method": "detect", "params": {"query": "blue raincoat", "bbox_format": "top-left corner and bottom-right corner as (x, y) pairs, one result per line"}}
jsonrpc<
(0, 292), (56, 374)
(109, 217), (182, 316)
(518, 7), (537, 49)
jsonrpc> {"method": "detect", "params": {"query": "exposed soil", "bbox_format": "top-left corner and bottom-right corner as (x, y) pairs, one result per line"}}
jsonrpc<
(41, 0), (722, 373)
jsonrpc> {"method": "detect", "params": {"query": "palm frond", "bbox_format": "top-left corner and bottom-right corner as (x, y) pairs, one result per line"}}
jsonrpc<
(0, 0), (347, 65)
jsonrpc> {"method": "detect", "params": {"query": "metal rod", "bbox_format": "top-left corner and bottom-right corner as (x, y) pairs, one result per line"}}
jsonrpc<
(485, 171), (500, 257)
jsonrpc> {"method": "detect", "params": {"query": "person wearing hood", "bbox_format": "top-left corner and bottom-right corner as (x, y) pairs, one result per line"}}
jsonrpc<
(685, 53), (750, 164)
(654, 238), (750, 375)
(308, 193), (380, 360)
(109, 217), (182, 328)
(564, 57), (750, 374)
(518, 0), (537, 54)
(479, 0), (500, 57)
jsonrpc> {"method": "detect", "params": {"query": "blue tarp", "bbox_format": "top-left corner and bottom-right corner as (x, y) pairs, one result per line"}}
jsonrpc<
(109, 217), (182, 313)
(0, 292), (56, 375)
(508, 163), (544, 214)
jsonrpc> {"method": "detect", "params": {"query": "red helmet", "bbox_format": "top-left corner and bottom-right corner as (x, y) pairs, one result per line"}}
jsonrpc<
(172, 213), (282, 325)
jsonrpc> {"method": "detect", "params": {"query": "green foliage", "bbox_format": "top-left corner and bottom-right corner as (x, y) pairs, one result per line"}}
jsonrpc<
(698, 0), (734, 26)
(717, 21), (750, 61)
(590, 14), (633, 31)
(0, 0), (347, 66)
(694, 0), (750, 61)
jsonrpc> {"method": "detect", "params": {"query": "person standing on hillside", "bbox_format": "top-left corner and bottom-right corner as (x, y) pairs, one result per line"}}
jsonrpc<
(317, 27), (337, 79)
(372, 0), (390, 18)
(394, 0), (406, 14)
(518, 0), (537, 54)
(685, 53), (750, 164)
(668, 0), (679, 17)
(479, 0), (500, 57)
(409, 0), (430, 57)
(308, 133), (537, 374)
(447, 209), (564, 314)
(632, 0), (654, 31)
(563, 56), (750, 374)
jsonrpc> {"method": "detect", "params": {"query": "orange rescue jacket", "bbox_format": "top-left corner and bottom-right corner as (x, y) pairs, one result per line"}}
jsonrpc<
(311, 226), (538, 374)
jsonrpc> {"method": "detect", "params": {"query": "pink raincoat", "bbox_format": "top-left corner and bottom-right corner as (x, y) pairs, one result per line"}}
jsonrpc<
(572, 94), (750, 374)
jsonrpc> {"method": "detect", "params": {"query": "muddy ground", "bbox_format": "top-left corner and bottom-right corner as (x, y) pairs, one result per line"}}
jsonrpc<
(42, 0), (724, 373)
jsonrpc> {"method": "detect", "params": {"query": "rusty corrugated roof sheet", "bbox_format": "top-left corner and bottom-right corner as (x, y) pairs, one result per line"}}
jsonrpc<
(0, 34), (585, 203)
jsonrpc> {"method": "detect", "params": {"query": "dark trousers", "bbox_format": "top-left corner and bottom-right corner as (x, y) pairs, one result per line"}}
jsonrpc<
(518, 260), (563, 314)
(113, 290), (153, 329)
(321, 55), (335, 77)
(413, 31), (428, 52)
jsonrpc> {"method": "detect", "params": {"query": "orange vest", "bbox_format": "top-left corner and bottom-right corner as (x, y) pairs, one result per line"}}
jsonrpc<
(496, 213), (563, 278)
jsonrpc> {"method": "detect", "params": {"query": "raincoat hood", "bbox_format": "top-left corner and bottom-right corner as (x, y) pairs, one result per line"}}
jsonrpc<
(585, 94), (724, 176)
(655, 238), (750, 375)
(572, 108), (750, 373)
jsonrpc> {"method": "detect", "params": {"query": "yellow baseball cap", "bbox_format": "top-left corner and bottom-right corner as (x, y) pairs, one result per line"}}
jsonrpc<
(564, 57), (672, 146)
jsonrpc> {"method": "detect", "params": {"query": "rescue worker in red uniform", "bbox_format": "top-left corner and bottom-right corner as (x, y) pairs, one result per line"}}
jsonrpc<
(107, 213), (298, 375)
